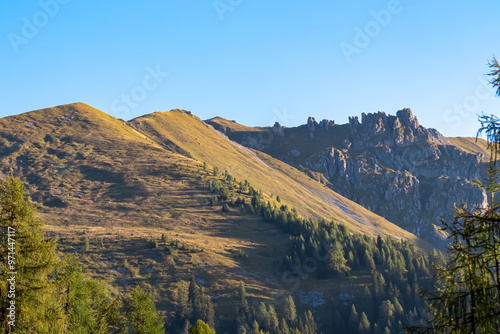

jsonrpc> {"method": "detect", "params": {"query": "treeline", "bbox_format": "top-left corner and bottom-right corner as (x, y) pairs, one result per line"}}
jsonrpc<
(205, 165), (445, 333)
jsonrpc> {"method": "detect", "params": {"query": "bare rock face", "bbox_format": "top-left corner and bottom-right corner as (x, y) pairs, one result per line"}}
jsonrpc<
(319, 119), (335, 130)
(273, 122), (285, 137)
(297, 109), (487, 240)
(348, 116), (360, 135)
(303, 120), (485, 239)
(307, 117), (317, 132)
(397, 108), (419, 131)
(346, 109), (448, 149)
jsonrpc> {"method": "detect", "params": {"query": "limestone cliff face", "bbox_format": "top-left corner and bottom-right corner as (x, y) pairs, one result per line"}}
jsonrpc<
(207, 109), (488, 242)
(303, 109), (486, 239)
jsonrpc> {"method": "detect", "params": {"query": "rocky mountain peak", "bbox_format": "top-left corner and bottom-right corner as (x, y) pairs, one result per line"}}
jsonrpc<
(345, 109), (448, 149)
(307, 116), (317, 132)
(396, 108), (419, 131)
(307, 116), (335, 132)
(273, 122), (285, 137)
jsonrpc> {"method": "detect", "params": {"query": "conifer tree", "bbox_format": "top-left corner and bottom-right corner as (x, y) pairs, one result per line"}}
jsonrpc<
(251, 319), (260, 334)
(407, 62), (500, 332)
(0, 177), (62, 332)
(257, 302), (270, 330)
(328, 242), (350, 275)
(280, 317), (290, 334)
(267, 304), (279, 333)
(56, 255), (123, 333)
(123, 286), (164, 334)
(358, 312), (370, 333)
(349, 303), (359, 330)
(283, 295), (297, 325)
(190, 319), (216, 334)
(302, 310), (318, 334)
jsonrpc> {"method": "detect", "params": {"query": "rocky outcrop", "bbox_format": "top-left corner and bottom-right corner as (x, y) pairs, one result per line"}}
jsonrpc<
(346, 109), (448, 150)
(273, 122), (285, 137)
(301, 110), (486, 239)
(307, 116), (336, 138)
(319, 119), (335, 130)
(307, 117), (317, 132)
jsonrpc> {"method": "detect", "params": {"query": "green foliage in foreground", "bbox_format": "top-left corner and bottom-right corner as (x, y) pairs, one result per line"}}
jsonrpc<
(408, 61), (500, 333)
(190, 320), (216, 334)
(0, 177), (165, 333)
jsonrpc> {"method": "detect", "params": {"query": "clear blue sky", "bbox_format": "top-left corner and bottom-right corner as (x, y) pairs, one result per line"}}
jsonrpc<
(1, 1), (499, 137)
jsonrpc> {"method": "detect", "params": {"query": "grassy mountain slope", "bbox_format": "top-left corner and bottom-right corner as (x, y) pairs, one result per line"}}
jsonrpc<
(0, 103), (303, 323)
(446, 136), (490, 161)
(131, 110), (419, 241)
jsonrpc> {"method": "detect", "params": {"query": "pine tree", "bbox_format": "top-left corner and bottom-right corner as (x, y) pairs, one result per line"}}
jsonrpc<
(190, 319), (216, 334)
(0, 177), (63, 332)
(358, 312), (370, 333)
(374, 271), (386, 297)
(280, 317), (290, 334)
(56, 255), (121, 333)
(239, 281), (247, 304)
(251, 319), (260, 334)
(328, 242), (350, 275)
(379, 300), (395, 323)
(283, 295), (297, 325)
(393, 297), (403, 316)
(349, 303), (359, 330)
(123, 286), (164, 334)
(302, 310), (318, 334)
(267, 304), (279, 333)
(257, 302), (270, 330)
(488, 56), (500, 96)
(407, 112), (500, 332)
